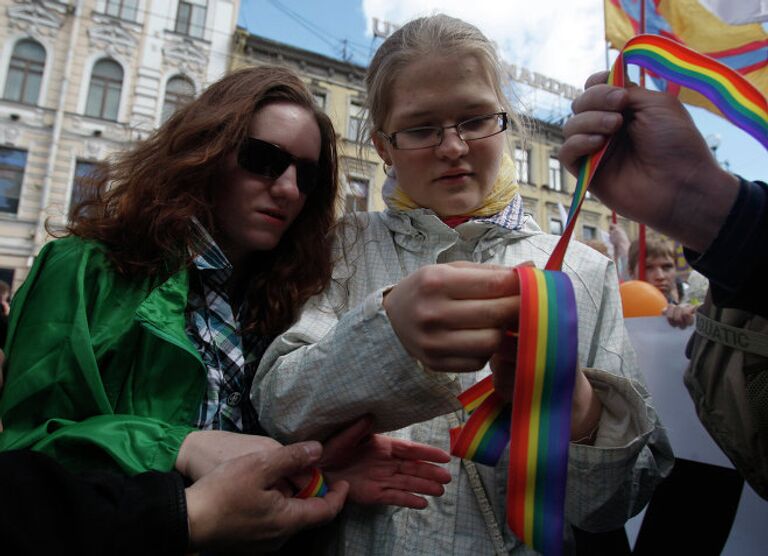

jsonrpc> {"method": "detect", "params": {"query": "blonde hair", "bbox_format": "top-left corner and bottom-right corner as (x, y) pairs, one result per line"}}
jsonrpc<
(364, 14), (527, 147)
(629, 238), (676, 274)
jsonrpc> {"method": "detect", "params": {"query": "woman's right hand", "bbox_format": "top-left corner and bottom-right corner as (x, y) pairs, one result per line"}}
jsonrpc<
(382, 261), (521, 373)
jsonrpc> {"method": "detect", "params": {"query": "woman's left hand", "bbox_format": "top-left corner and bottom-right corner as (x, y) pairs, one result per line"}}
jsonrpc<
(320, 417), (452, 509)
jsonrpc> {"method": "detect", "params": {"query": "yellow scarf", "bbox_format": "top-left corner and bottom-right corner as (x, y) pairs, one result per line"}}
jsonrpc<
(385, 153), (519, 217)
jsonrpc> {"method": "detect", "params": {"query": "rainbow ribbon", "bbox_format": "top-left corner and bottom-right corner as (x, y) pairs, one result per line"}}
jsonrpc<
(295, 467), (329, 499)
(450, 34), (766, 556)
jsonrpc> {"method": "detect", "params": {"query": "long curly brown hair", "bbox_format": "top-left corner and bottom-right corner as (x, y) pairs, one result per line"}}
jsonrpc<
(65, 66), (339, 335)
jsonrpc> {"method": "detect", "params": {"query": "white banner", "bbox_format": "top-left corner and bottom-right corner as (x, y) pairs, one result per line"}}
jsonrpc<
(699, 0), (768, 24)
(624, 316), (768, 554)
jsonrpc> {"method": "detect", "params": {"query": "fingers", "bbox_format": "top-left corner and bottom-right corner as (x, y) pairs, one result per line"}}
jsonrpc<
(490, 332), (518, 402)
(417, 329), (506, 372)
(263, 442), (323, 486)
(394, 459), (452, 484)
(584, 70), (610, 89)
(277, 480), (349, 534)
(389, 439), (451, 464)
(571, 83), (628, 115)
(414, 264), (520, 300)
(415, 296), (521, 331)
(664, 304), (695, 329)
(377, 474), (446, 498)
(559, 134), (608, 176)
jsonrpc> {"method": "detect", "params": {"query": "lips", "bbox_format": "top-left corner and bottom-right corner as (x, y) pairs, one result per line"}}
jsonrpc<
(257, 208), (287, 222)
(436, 169), (473, 181)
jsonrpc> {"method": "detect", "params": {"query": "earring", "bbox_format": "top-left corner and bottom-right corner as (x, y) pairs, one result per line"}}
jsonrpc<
(382, 161), (395, 178)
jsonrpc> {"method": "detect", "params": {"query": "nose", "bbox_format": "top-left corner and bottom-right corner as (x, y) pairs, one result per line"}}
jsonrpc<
(270, 164), (302, 201)
(435, 127), (469, 159)
(647, 266), (664, 281)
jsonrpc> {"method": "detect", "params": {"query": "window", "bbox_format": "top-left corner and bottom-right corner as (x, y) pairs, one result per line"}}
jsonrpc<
(345, 177), (368, 212)
(0, 268), (14, 291)
(161, 76), (195, 123)
(312, 91), (327, 111)
(3, 39), (45, 105)
(105, 0), (139, 21)
(70, 160), (98, 220)
(582, 225), (597, 241)
(549, 217), (563, 235)
(347, 101), (365, 140)
(514, 147), (530, 184)
(548, 156), (563, 192)
(0, 148), (27, 214)
(85, 59), (123, 120)
(175, 0), (207, 39)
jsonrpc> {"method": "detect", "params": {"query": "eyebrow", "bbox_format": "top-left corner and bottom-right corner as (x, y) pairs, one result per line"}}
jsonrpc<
(393, 101), (500, 123)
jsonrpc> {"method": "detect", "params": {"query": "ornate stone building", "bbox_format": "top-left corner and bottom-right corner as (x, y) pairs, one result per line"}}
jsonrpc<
(0, 0), (239, 288)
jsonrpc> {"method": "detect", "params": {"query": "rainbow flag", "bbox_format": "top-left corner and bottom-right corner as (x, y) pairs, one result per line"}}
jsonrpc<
(295, 467), (329, 498)
(622, 34), (768, 147)
(604, 0), (767, 119)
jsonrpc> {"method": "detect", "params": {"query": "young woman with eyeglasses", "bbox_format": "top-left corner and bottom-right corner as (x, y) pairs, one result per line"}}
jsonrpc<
(0, 66), (454, 550)
(254, 15), (673, 554)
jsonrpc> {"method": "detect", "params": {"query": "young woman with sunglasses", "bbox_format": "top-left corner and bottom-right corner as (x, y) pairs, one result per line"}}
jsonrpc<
(0, 66), (453, 549)
(254, 15), (673, 554)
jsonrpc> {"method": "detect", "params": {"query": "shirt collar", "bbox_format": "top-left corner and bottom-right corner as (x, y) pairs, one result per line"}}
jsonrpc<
(190, 218), (233, 273)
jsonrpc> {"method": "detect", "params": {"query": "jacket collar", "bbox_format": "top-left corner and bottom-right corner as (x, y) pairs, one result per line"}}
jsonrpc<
(378, 207), (541, 258)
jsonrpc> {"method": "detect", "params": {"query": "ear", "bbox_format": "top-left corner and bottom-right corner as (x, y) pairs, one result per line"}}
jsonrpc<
(371, 131), (393, 166)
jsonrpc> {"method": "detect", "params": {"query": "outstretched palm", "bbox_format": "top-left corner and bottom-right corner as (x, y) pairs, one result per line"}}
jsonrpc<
(320, 417), (452, 509)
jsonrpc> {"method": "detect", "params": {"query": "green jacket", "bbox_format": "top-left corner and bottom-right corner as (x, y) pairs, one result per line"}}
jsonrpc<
(0, 237), (205, 474)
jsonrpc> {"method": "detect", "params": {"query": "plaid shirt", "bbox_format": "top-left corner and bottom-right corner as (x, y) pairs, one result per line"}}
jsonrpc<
(185, 226), (271, 433)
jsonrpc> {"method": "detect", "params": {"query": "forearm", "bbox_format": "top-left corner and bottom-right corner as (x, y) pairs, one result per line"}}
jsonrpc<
(685, 178), (768, 316)
(0, 413), (195, 475)
(253, 288), (462, 442)
(0, 450), (188, 556)
(565, 368), (673, 531)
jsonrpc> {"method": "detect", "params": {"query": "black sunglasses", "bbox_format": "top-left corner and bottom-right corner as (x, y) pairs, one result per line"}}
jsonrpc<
(237, 137), (320, 194)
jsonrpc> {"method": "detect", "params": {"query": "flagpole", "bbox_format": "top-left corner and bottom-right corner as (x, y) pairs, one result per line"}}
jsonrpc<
(605, 30), (617, 226)
(637, 0), (647, 282)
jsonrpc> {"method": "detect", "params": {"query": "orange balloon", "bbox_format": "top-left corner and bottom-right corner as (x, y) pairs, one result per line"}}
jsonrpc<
(619, 280), (668, 318)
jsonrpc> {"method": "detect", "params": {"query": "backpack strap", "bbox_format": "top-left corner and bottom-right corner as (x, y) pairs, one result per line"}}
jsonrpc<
(695, 312), (768, 357)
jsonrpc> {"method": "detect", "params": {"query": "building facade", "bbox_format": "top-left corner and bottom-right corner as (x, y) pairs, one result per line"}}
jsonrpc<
(0, 0), (239, 288)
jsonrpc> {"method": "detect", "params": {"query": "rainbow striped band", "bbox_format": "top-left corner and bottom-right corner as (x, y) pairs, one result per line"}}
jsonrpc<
(450, 34), (765, 556)
(507, 267), (578, 555)
(295, 467), (329, 499)
(624, 34), (767, 149)
(449, 267), (578, 556)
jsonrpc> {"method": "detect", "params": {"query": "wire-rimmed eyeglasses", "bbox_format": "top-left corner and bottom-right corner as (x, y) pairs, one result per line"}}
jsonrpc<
(378, 112), (508, 150)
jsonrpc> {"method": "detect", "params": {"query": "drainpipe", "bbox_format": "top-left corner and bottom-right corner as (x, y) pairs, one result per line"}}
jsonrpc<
(33, 0), (84, 253)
